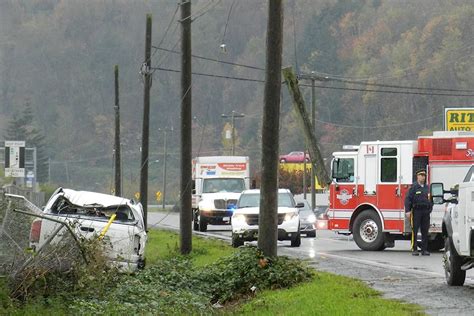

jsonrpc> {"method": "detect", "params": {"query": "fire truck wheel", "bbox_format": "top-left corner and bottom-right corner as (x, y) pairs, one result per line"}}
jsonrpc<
(353, 210), (384, 251)
(444, 237), (465, 286)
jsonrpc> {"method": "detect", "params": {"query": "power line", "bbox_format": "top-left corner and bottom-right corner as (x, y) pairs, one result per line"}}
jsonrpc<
(152, 47), (473, 94)
(221, 0), (237, 45)
(152, 66), (265, 83)
(298, 72), (474, 93)
(153, 66), (474, 97)
(151, 46), (264, 70)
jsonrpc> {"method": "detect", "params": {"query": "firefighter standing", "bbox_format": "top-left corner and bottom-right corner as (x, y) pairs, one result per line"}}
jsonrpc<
(405, 169), (432, 256)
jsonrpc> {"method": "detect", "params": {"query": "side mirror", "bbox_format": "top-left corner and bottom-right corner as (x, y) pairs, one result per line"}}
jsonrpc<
(296, 202), (305, 208)
(430, 183), (445, 204)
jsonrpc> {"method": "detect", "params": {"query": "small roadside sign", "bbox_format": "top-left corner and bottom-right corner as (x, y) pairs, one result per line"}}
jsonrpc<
(4, 140), (25, 177)
(135, 192), (140, 200)
(156, 191), (162, 201)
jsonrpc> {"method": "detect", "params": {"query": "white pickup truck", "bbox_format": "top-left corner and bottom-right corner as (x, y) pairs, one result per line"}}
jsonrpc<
(431, 165), (474, 286)
(30, 188), (147, 271)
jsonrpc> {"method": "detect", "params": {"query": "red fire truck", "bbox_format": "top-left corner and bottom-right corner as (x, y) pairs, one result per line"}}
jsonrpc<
(317, 131), (474, 251)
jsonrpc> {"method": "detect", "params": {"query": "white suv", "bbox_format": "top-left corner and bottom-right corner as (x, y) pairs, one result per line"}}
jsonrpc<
(231, 189), (302, 248)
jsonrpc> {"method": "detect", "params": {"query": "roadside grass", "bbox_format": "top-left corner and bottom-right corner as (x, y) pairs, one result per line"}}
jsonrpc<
(233, 272), (424, 315)
(145, 229), (235, 266)
(0, 230), (424, 315)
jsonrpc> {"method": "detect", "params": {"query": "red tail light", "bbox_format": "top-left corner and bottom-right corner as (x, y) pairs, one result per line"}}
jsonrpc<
(30, 219), (42, 243)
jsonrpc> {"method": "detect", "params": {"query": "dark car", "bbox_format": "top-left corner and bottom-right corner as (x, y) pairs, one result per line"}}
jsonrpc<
(296, 199), (316, 237)
(279, 151), (310, 163)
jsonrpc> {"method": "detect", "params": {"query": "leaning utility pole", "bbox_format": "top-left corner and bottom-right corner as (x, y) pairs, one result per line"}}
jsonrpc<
(221, 110), (245, 155)
(114, 64), (122, 197)
(298, 73), (317, 211)
(140, 14), (152, 230)
(258, 0), (283, 258)
(282, 67), (330, 186)
(180, 0), (192, 255)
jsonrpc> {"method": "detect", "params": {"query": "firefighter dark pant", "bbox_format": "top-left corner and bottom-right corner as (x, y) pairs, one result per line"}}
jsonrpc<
(411, 209), (430, 251)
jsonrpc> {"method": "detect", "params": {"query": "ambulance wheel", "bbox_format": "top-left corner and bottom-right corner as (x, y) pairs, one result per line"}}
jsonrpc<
(353, 210), (384, 251)
(444, 237), (465, 286)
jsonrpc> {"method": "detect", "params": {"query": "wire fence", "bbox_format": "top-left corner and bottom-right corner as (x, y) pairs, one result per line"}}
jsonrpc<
(0, 192), (87, 298)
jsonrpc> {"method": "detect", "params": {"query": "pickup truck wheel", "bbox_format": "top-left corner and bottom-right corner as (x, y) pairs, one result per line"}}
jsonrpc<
(232, 234), (243, 248)
(353, 210), (384, 251)
(199, 217), (208, 232)
(291, 232), (301, 247)
(444, 237), (466, 286)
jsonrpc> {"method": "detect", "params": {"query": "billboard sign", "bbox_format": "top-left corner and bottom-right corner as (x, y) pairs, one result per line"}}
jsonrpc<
(5, 140), (25, 177)
(445, 108), (474, 131)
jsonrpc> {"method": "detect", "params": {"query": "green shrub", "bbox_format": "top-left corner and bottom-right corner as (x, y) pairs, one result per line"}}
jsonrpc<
(197, 247), (314, 303)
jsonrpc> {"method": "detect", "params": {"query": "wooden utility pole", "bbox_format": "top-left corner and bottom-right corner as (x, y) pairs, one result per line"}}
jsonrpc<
(282, 67), (331, 185)
(180, 0), (192, 255)
(114, 64), (122, 197)
(258, 0), (283, 258)
(140, 14), (152, 230)
(310, 79), (316, 211)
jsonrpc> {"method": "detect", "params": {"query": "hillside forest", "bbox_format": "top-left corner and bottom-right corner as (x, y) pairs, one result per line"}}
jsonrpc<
(0, 0), (473, 201)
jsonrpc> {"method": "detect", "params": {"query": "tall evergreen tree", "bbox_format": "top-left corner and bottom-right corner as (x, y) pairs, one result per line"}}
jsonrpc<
(5, 102), (48, 183)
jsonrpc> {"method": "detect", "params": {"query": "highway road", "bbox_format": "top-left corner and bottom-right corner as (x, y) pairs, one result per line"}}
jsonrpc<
(149, 211), (474, 315)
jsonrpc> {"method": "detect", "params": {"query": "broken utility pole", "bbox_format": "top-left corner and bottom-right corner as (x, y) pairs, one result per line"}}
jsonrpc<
(282, 67), (331, 186)
(140, 14), (152, 230)
(258, 0), (284, 258)
(114, 64), (122, 197)
(180, 0), (192, 255)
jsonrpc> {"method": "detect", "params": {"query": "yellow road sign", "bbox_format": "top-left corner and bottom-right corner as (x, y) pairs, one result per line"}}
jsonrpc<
(156, 191), (162, 201)
(134, 192), (140, 200)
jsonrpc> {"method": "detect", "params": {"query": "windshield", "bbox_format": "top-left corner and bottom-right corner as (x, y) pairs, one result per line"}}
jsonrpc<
(238, 192), (295, 208)
(332, 158), (355, 183)
(202, 178), (245, 193)
(463, 165), (474, 182)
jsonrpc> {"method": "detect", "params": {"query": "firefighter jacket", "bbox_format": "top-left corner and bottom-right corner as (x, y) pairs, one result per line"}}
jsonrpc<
(404, 182), (433, 213)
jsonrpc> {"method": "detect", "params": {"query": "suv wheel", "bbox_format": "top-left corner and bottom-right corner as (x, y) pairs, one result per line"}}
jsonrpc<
(232, 234), (244, 248)
(444, 237), (466, 286)
(291, 232), (301, 247)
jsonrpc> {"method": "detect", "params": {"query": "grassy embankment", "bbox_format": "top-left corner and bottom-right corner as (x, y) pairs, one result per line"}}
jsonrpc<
(0, 230), (423, 315)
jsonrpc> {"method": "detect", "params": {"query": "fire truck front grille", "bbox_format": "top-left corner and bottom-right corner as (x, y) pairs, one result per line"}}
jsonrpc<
(214, 199), (238, 209)
(245, 214), (286, 225)
(433, 139), (452, 156)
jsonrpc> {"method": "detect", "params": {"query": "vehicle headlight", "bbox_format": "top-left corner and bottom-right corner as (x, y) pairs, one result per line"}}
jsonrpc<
(307, 214), (316, 223)
(232, 214), (246, 224)
(284, 211), (298, 222)
(199, 201), (214, 212)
